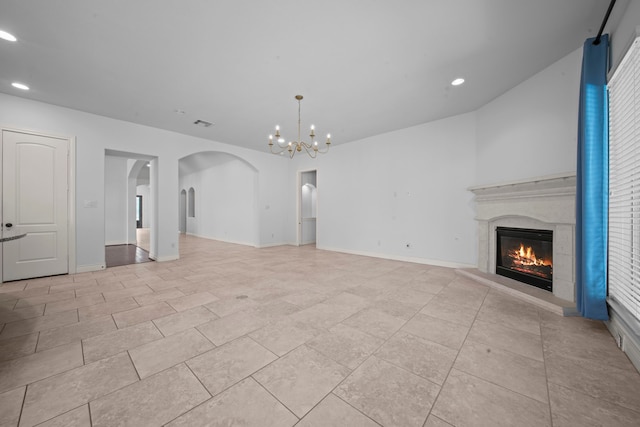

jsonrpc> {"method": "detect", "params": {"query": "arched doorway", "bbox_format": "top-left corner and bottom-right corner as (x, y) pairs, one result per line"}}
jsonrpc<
(178, 151), (259, 246)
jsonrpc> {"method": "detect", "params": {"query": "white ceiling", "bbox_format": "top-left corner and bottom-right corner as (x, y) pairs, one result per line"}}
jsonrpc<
(0, 1), (621, 152)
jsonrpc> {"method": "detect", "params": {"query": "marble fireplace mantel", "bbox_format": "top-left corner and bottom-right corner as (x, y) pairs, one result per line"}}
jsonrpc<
(468, 173), (576, 303)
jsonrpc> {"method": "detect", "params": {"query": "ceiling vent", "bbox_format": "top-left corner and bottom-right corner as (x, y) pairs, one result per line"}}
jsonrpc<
(194, 119), (213, 127)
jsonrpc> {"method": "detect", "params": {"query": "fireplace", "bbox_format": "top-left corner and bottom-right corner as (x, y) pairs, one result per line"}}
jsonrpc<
(469, 173), (575, 302)
(496, 227), (552, 292)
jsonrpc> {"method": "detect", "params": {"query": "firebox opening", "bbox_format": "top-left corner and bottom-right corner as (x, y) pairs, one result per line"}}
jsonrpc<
(496, 227), (553, 292)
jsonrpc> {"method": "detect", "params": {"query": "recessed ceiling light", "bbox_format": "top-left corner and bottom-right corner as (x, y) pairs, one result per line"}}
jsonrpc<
(0, 30), (17, 42)
(451, 78), (465, 86)
(11, 82), (29, 91)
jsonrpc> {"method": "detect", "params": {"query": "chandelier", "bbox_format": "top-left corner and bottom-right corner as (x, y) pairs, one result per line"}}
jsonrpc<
(268, 95), (331, 158)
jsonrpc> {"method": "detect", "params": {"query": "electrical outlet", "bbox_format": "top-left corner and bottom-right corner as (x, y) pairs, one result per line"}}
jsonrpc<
(616, 333), (623, 349)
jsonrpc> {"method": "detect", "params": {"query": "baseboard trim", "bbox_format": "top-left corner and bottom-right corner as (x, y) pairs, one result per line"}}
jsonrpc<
(606, 299), (640, 374)
(76, 264), (106, 273)
(256, 242), (289, 248)
(105, 240), (128, 246)
(153, 254), (179, 262)
(185, 233), (256, 248)
(316, 245), (476, 269)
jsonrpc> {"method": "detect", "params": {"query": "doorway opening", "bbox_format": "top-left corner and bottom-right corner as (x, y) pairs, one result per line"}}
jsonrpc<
(178, 151), (259, 247)
(136, 195), (143, 229)
(104, 151), (155, 267)
(179, 189), (187, 234)
(298, 170), (317, 246)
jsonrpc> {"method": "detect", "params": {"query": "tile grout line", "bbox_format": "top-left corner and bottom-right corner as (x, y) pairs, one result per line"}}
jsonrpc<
(126, 350), (142, 381)
(251, 373), (301, 424)
(539, 307), (556, 427)
(88, 400), (94, 427)
(396, 275), (482, 426)
(158, 362), (214, 425)
(445, 298), (556, 408)
(420, 279), (491, 425)
(16, 378), (28, 427)
(80, 330), (86, 366)
(325, 393), (384, 427)
(317, 275), (460, 427)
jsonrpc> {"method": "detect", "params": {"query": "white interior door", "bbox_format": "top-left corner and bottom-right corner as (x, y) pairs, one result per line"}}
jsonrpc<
(2, 130), (69, 281)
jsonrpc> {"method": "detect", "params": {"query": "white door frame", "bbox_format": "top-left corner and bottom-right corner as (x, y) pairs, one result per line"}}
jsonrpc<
(296, 168), (317, 246)
(1, 127), (77, 282)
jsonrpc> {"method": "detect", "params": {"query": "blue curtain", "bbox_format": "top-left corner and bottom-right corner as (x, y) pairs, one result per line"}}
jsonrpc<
(576, 34), (609, 320)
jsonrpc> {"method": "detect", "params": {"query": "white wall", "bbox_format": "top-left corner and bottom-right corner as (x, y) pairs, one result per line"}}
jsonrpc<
(104, 155), (128, 245)
(610, 0), (640, 74)
(180, 153), (258, 246)
(0, 92), (289, 271)
(291, 113), (478, 267)
(475, 47), (582, 185)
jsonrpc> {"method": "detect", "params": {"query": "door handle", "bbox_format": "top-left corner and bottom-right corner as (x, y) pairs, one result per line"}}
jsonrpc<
(5, 223), (13, 228)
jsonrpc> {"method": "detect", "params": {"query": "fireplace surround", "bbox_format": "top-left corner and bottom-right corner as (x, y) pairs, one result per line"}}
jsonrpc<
(469, 173), (575, 302)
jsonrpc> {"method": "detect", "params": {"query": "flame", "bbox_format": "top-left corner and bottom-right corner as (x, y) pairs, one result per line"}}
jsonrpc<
(513, 243), (550, 267)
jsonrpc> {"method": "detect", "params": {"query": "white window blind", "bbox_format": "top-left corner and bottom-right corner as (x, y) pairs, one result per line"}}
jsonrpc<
(608, 36), (640, 322)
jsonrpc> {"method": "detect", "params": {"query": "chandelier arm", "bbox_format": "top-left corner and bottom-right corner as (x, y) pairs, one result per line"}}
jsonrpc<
(302, 144), (318, 158)
(300, 141), (313, 149)
(269, 144), (286, 155)
(315, 143), (330, 154)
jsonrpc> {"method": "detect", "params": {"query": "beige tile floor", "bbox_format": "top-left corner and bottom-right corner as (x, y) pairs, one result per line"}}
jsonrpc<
(1, 235), (640, 426)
